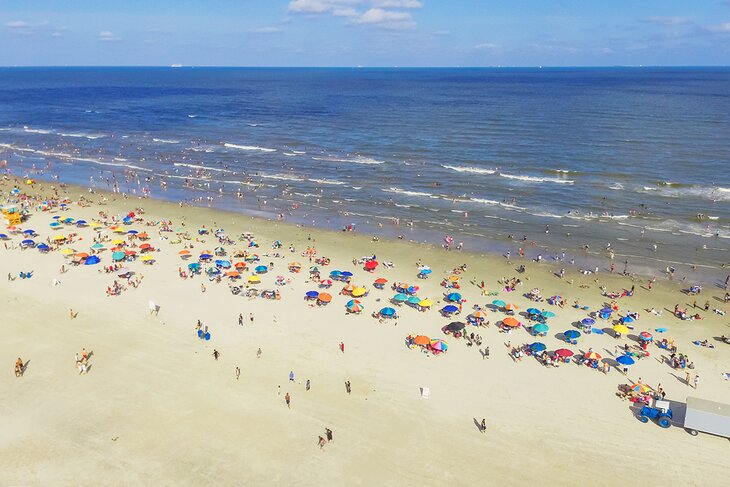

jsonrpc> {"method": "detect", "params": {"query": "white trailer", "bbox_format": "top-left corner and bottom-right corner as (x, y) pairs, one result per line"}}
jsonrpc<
(684, 396), (730, 438)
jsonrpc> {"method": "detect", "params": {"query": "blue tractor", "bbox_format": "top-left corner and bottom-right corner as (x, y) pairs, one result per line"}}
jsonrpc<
(639, 400), (673, 428)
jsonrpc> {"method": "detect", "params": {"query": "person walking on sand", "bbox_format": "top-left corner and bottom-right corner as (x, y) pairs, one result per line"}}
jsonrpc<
(213, 349), (220, 360)
(480, 419), (486, 433)
(257, 348), (262, 359)
(339, 341), (345, 353)
(693, 374), (700, 389)
(15, 357), (24, 377)
(285, 392), (291, 408)
(235, 366), (240, 380)
(686, 371), (691, 385)
(306, 379), (310, 391)
(325, 428), (333, 442)
(318, 436), (326, 450)
(345, 380), (351, 394)
(201, 283), (206, 293)
(238, 313), (243, 326)
(289, 370), (294, 382)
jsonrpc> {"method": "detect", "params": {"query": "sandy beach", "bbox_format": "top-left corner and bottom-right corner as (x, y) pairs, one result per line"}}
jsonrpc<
(1, 177), (729, 486)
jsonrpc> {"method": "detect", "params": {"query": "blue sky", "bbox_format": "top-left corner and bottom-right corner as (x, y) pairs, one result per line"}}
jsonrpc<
(1, 0), (729, 66)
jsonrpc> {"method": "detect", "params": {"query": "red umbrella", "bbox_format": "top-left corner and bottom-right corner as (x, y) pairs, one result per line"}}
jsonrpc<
(365, 261), (378, 270)
(374, 277), (388, 284)
(554, 348), (574, 357)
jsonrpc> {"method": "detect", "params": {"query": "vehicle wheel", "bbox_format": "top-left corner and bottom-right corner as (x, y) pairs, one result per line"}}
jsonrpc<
(687, 429), (699, 436)
(659, 418), (671, 428)
(639, 416), (649, 423)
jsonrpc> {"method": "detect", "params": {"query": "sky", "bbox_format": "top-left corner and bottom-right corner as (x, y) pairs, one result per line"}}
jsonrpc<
(1, 0), (730, 66)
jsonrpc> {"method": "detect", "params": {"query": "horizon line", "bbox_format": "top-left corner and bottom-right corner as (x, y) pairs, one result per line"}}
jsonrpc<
(1, 65), (729, 69)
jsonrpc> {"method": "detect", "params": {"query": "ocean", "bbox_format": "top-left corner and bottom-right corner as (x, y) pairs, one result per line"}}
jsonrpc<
(0, 67), (728, 281)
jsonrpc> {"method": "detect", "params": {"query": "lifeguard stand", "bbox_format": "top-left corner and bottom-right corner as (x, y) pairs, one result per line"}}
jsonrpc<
(1, 205), (21, 225)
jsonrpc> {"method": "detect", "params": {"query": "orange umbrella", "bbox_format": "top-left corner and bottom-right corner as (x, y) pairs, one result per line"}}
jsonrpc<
(374, 278), (388, 284)
(234, 261), (247, 269)
(413, 335), (431, 346)
(178, 249), (190, 255)
(318, 292), (332, 303)
(504, 303), (518, 311)
(502, 317), (520, 327)
(226, 270), (240, 278)
(125, 250), (136, 256)
(139, 243), (152, 250)
(585, 351), (602, 360)
(75, 252), (89, 259)
(472, 310), (488, 319)
(137, 232), (149, 239)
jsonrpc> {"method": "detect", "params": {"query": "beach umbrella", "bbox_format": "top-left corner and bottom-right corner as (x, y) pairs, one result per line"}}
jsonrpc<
(533, 323), (549, 334)
(141, 255), (154, 263)
(49, 222), (61, 228)
(622, 315), (634, 324)
(364, 260), (378, 270)
(419, 268), (432, 275)
(289, 261), (302, 269)
(340, 271), (353, 278)
(37, 243), (50, 251)
(655, 327), (668, 333)
(125, 250), (136, 257)
(317, 292), (332, 303)
(541, 310), (556, 318)
(380, 307), (396, 317)
(505, 303), (518, 311)
(630, 383), (651, 394)
(639, 331), (653, 341)
(346, 299), (361, 308)
(418, 299), (433, 308)
(234, 261), (247, 269)
(247, 275), (261, 284)
(374, 277), (388, 285)
(128, 230), (138, 235)
(406, 285), (419, 295)
(0, 234), (7, 240)
(188, 262), (201, 270)
(206, 267), (221, 276)
(564, 330), (581, 340)
(448, 275), (460, 282)
(446, 292), (462, 302)
(329, 270), (342, 278)
(54, 235), (66, 241)
(616, 355), (635, 365)
(413, 335), (431, 346)
(393, 293), (408, 302)
(492, 299), (506, 307)
(84, 255), (100, 265)
(75, 252), (90, 259)
(309, 265), (319, 273)
(91, 243), (104, 250)
(445, 321), (466, 332)
(216, 260), (232, 268)
(59, 248), (75, 256)
(199, 253), (212, 260)
(76, 220), (87, 226)
(23, 229), (35, 235)
(430, 339), (448, 351)
(442, 305), (459, 314)
(472, 310), (488, 319)
(581, 317), (596, 326)
(613, 324), (630, 335)
(255, 265), (268, 274)
(530, 342), (547, 352)
(352, 287), (367, 298)
(305, 291), (319, 299)
(526, 308), (541, 316)
(21, 239), (35, 246)
(346, 299), (363, 313)
(502, 317), (520, 327)
(112, 251), (126, 261)
(112, 239), (125, 245)
(554, 348), (574, 358)
(319, 279), (332, 287)
(585, 351), (602, 360)
(600, 307), (612, 315)
(407, 295), (421, 305)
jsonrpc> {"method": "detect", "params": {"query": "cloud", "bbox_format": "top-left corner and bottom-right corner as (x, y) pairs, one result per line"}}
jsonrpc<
(288, 0), (421, 28)
(372, 0), (422, 7)
(4, 20), (49, 35)
(99, 31), (121, 42)
(705, 22), (730, 33)
(641, 16), (689, 27)
(249, 26), (283, 34)
(474, 43), (498, 50)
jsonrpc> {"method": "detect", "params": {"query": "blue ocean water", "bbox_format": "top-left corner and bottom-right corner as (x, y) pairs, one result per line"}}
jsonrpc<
(0, 67), (728, 279)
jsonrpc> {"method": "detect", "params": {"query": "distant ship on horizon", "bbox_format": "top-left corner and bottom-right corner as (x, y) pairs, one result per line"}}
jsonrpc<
(171, 64), (183, 68)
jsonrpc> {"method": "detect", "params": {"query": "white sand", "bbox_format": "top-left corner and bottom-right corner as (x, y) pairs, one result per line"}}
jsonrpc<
(1, 179), (729, 486)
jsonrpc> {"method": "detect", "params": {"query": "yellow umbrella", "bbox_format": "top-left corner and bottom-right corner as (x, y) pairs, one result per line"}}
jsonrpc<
(248, 275), (261, 283)
(112, 239), (125, 245)
(141, 255), (154, 262)
(60, 248), (74, 255)
(448, 275), (460, 282)
(113, 228), (126, 233)
(53, 235), (66, 241)
(89, 222), (102, 228)
(352, 287), (367, 297)
(419, 299), (433, 308)
(613, 324), (630, 334)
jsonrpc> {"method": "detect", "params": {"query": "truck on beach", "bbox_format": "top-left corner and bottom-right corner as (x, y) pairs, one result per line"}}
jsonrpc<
(683, 396), (730, 439)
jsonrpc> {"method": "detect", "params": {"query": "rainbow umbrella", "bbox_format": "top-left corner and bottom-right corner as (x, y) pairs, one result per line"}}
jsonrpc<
(430, 339), (448, 351)
(630, 383), (651, 394)
(585, 351), (602, 360)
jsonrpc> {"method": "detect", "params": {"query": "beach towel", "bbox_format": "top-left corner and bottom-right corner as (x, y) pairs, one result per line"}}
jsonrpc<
(655, 327), (667, 333)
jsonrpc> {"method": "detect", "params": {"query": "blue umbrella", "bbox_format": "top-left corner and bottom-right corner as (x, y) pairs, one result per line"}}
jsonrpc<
(21, 239), (35, 246)
(305, 291), (319, 299)
(442, 305), (459, 313)
(255, 265), (268, 274)
(37, 243), (50, 251)
(529, 342), (547, 352)
(622, 315), (634, 324)
(63, 217), (74, 223)
(199, 253), (212, 260)
(591, 327), (605, 335)
(526, 308), (541, 315)
(407, 286), (419, 295)
(52, 215), (61, 220)
(616, 355), (635, 365)
(380, 307), (396, 317)
(407, 296), (421, 305)
(49, 222), (61, 227)
(564, 330), (581, 340)
(84, 255), (100, 265)
(128, 230), (138, 235)
(188, 262), (201, 270)
(346, 299), (359, 308)
(655, 327), (668, 333)
(600, 307), (612, 315)
(446, 292), (462, 302)
(393, 293), (408, 302)
(340, 271), (353, 278)
(492, 299), (506, 307)
(541, 310), (556, 318)
(215, 260), (231, 268)
(76, 220), (87, 226)
(581, 317), (596, 326)
(419, 269), (432, 275)
(112, 251), (125, 261)
(23, 229), (35, 235)
(329, 270), (342, 277)
(0, 234), (7, 240)
(533, 323), (549, 334)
